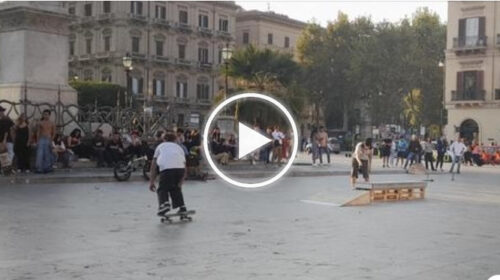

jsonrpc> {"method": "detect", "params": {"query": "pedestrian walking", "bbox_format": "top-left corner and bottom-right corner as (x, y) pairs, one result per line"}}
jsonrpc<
(435, 136), (447, 171)
(0, 106), (15, 163)
(350, 138), (371, 187)
(35, 109), (56, 173)
(449, 137), (466, 174)
(423, 137), (436, 171)
(14, 114), (31, 172)
(317, 126), (330, 165)
(404, 135), (422, 170)
(149, 132), (190, 217)
(395, 136), (408, 167)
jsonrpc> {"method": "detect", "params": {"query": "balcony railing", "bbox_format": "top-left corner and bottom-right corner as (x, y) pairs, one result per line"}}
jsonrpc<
(196, 99), (212, 105)
(153, 95), (170, 102)
(453, 36), (487, 51)
(129, 13), (147, 23)
(98, 13), (114, 22)
(131, 52), (147, 60)
(197, 26), (213, 36)
(79, 54), (91, 61)
(176, 22), (192, 33)
(198, 62), (212, 70)
(152, 55), (170, 64)
(451, 90), (485, 101)
(174, 97), (190, 104)
(175, 58), (192, 67)
(216, 30), (232, 39)
(95, 52), (111, 59)
(152, 18), (171, 28)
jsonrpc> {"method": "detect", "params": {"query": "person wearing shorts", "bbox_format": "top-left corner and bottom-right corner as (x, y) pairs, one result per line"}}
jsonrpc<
(351, 139), (370, 188)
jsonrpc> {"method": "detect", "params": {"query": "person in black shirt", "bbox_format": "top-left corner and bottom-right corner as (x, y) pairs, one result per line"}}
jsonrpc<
(404, 135), (422, 169)
(104, 132), (124, 166)
(14, 114), (31, 172)
(92, 129), (106, 167)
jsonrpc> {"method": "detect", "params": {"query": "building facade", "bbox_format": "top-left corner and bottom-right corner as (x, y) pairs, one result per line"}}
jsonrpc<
(235, 10), (306, 59)
(66, 1), (238, 129)
(445, 1), (500, 144)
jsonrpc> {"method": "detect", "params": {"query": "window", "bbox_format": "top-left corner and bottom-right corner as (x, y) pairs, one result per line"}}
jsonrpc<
(132, 37), (140, 53)
(130, 1), (143, 15)
(268, 33), (273, 45)
(84, 3), (92, 17)
(83, 70), (93, 81)
(177, 114), (185, 127)
(156, 41), (164, 56)
(197, 84), (209, 100)
(103, 1), (111, 14)
(190, 113), (200, 126)
(68, 5), (75, 15)
(219, 18), (228, 31)
(86, 38), (92, 54)
(456, 71), (484, 100)
(155, 5), (166, 19)
(198, 14), (208, 28)
(130, 77), (144, 95)
(458, 17), (485, 47)
(101, 70), (112, 82)
(178, 44), (186, 59)
(284, 36), (290, 48)
(243, 32), (249, 44)
(176, 81), (188, 98)
(69, 41), (75, 56)
(104, 36), (111, 52)
(153, 79), (165, 96)
(218, 48), (222, 64)
(179, 10), (188, 24)
(198, 48), (208, 64)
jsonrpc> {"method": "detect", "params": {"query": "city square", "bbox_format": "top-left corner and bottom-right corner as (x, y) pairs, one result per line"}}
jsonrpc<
(1, 0), (500, 279)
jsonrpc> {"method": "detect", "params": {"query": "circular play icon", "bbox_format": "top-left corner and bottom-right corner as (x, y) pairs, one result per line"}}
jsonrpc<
(202, 93), (298, 188)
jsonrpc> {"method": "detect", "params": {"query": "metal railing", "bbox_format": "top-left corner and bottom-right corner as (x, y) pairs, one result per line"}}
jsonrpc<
(451, 89), (485, 101)
(453, 36), (487, 49)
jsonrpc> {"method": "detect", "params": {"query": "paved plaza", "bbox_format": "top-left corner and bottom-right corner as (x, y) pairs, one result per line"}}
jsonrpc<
(1, 164), (500, 279)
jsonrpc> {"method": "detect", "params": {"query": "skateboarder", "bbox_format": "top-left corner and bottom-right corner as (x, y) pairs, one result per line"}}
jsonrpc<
(149, 132), (189, 216)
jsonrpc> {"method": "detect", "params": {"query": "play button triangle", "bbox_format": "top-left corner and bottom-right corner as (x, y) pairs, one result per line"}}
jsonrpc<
(238, 122), (272, 159)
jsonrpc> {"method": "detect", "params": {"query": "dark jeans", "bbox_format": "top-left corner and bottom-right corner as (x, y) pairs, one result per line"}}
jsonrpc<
(436, 152), (445, 169)
(14, 143), (30, 171)
(158, 168), (186, 210)
(318, 146), (330, 164)
(424, 152), (435, 170)
(472, 154), (483, 166)
(94, 147), (106, 167)
(404, 152), (417, 169)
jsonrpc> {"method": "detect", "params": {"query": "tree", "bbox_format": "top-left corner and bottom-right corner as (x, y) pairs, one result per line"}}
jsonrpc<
(70, 80), (126, 108)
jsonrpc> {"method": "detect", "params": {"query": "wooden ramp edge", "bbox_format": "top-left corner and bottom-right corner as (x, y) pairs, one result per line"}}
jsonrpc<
(341, 191), (371, 207)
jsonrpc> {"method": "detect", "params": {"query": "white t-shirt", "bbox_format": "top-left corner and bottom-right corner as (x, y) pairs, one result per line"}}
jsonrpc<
(449, 141), (466, 157)
(154, 142), (186, 171)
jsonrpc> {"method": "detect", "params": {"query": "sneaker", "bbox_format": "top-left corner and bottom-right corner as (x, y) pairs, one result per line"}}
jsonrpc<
(157, 203), (171, 216)
(177, 207), (188, 215)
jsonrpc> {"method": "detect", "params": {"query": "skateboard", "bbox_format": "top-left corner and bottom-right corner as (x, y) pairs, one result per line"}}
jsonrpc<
(160, 210), (196, 223)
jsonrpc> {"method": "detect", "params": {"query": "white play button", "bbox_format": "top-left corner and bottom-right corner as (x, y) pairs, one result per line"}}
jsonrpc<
(238, 122), (272, 159)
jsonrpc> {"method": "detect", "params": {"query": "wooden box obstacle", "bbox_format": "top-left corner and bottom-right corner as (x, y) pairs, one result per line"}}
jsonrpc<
(342, 181), (427, 206)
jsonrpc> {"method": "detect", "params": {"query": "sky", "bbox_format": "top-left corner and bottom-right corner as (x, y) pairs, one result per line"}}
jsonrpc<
(236, 1), (448, 26)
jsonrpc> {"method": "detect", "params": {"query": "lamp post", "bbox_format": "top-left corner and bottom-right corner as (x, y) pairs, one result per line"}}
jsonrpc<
(438, 60), (445, 136)
(221, 43), (233, 99)
(122, 53), (133, 107)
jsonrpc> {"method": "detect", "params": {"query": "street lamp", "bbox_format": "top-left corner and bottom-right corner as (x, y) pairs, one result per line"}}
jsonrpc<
(438, 60), (445, 135)
(221, 44), (233, 99)
(122, 52), (133, 107)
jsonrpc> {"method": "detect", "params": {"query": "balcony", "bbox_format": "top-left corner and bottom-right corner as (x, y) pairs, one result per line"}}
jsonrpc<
(197, 26), (213, 37)
(216, 30), (232, 40)
(129, 13), (147, 24)
(80, 16), (95, 26)
(131, 52), (147, 61)
(151, 55), (170, 64)
(198, 62), (213, 71)
(174, 97), (190, 104)
(152, 18), (171, 29)
(196, 99), (212, 106)
(176, 22), (192, 33)
(453, 36), (487, 55)
(79, 54), (91, 61)
(95, 52), (111, 59)
(451, 89), (485, 101)
(153, 95), (170, 103)
(175, 58), (192, 68)
(98, 13), (114, 22)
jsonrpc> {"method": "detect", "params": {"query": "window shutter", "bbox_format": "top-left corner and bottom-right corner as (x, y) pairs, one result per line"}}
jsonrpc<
(161, 80), (165, 96)
(478, 17), (485, 42)
(477, 71), (484, 90)
(130, 2), (134, 13)
(138, 78), (144, 94)
(204, 16), (208, 28)
(457, 72), (464, 93)
(458, 19), (466, 46)
(176, 82), (180, 97)
(137, 2), (142, 15)
(153, 79), (156, 95)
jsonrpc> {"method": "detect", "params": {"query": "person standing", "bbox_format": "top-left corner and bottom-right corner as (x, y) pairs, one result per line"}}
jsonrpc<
(395, 136), (408, 167)
(35, 109), (56, 173)
(435, 136), (447, 172)
(449, 137), (466, 174)
(0, 106), (15, 164)
(389, 138), (397, 167)
(381, 139), (391, 168)
(310, 126), (319, 166)
(272, 126), (285, 165)
(422, 137), (436, 171)
(14, 114), (30, 172)
(471, 140), (483, 166)
(317, 127), (330, 165)
(149, 132), (189, 216)
(350, 138), (371, 187)
(92, 129), (107, 168)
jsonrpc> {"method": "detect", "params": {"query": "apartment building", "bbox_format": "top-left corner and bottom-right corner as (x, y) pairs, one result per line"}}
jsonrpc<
(445, 1), (500, 143)
(66, 1), (238, 128)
